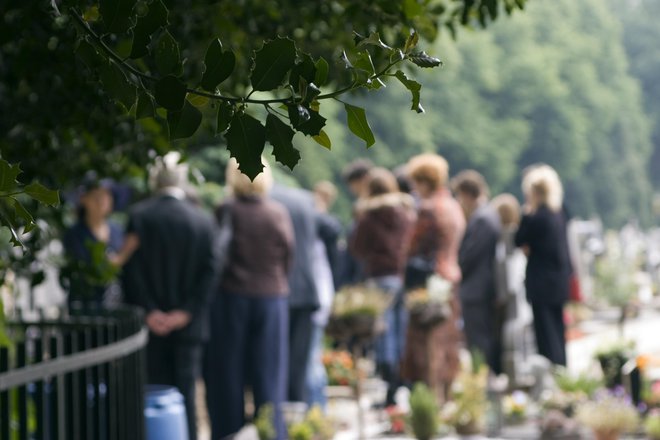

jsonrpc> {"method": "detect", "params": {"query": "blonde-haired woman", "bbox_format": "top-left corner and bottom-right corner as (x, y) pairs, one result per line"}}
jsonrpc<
(514, 164), (571, 366)
(205, 159), (294, 440)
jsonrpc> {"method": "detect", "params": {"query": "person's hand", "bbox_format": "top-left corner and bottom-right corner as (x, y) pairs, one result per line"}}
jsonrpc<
(166, 310), (192, 331)
(146, 310), (171, 336)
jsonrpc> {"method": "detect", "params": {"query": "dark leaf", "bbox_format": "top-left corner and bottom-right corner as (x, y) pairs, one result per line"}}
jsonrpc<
(339, 51), (353, 69)
(99, 62), (137, 110)
(404, 29), (419, 53)
(353, 31), (366, 46)
(9, 197), (34, 228)
(366, 78), (386, 90)
(250, 37), (297, 92)
(130, 0), (168, 59)
(76, 39), (105, 69)
(154, 75), (187, 110)
(155, 30), (181, 76)
(0, 160), (21, 192)
(136, 90), (155, 119)
(225, 113), (266, 179)
(288, 105), (326, 136)
(303, 82), (321, 105)
(25, 182), (60, 206)
(312, 130), (332, 150)
(167, 100), (202, 140)
(344, 103), (375, 148)
(266, 114), (300, 170)
(395, 70), (424, 113)
(289, 53), (316, 91)
(99, 0), (136, 34)
(216, 101), (234, 135)
(314, 57), (329, 86)
(356, 32), (392, 50)
(408, 51), (443, 68)
(200, 39), (236, 92)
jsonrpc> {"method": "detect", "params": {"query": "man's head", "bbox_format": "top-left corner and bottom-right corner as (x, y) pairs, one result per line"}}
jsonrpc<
(313, 180), (338, 212)
(451, 170), (490, 219)
(342, 159), (374, 198)
(149, 151), (189, 191)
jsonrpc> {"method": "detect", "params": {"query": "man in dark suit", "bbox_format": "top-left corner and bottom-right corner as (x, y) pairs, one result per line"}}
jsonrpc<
(123, 154), (217, 440)
(271, 184), (320, 403)
(452, 170), (502, 374)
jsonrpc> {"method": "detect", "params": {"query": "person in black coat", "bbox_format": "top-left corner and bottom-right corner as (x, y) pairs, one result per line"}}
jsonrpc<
(271, 184), (320, 403)
(452, 171), (502, 374)
(514, 165), (571, 366)
(122, 154), (218, 440)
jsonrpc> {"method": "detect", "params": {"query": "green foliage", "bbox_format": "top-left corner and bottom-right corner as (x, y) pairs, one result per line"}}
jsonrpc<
(254, 403), (276, 440)
(554, 368), (602, 397)
(409, 382), (440, 440)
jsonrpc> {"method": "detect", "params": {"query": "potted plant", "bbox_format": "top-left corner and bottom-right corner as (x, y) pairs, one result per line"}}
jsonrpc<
(409, 383), (440, 440)
(595, 341), (635, 389)
(405, 275), (452, 329)
(326, 285), (390, 342)
(441, 364), (489, 436)
(645, 409), (660, 440)
(575, 389), (639, 440)
(502, 391), (529, 425)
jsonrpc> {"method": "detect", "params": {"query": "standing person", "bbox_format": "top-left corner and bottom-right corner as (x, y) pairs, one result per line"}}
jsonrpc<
(514, 165), (571, 367)
(350, 167), (416, 407)
(401, 153), (466, 402)
(122, 153), (218, 440)
(271, 183), (320, 404)
(205, 159), (294, 440)
(62, 172), (125, 308)
(314, 181), (342, 285)
(451, 170), (502, 374)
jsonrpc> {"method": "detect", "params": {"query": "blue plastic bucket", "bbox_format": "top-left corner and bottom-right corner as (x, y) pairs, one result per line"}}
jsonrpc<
(144, 385), (189, 440)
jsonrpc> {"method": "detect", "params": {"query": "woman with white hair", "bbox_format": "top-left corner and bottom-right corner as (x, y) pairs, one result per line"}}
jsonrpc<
(204, 159), (294, 440)
(514, 164), (572, 366)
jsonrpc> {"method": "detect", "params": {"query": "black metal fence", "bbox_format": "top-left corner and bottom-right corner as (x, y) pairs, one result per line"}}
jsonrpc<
(0, 306), (148, 440)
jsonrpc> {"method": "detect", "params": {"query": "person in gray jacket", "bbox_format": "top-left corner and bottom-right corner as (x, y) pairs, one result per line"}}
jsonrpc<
(452, 170), (502, 374)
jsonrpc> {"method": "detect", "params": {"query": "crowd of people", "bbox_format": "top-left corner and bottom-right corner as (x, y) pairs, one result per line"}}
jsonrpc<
(60, 152), (573, 440)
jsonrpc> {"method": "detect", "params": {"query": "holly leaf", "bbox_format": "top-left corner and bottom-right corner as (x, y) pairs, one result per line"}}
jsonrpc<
(25, 182), (59, 206)
(99, 62), (137, 110)
(344, 103), (375, 148)
(9, 197), (36, 233)
(76, 39), (105, 69)
(200, 39), (236, 92)
(314, 57), (329, 86)
(250, 37), (297, 92)
(167, 100), (202, 140)
(404, 29), (420, 53)
(289, 53), (317, 91)
(312, 130), (332, 150)
(395, 70), (424, 113)
(154, 75), (187, 110)
(266, 114), (299, 170)
(408, 51), (443, 68)
(155, 30), (181, 76)
(136, 90), (155, 119)
(130, 0), (168, 59)
(0, 160), (21, 192)
(288, 105), (326, 136)
(216, 101), (234, 135)
(225, 113), (266, 179)
(99, 0), (136, 34)
(356, 32), (392, 50)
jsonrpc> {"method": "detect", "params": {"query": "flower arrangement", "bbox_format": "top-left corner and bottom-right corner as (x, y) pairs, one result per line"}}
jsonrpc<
(595, 340), (636, 389)
(281, 406), (335, 440)
(326, 285), (390, 341)
(645, 409), (660, 440)
(441, 365), (489, 435)
(502, 391), (529, 424)
(322, 350), (357, 387)
(386, 405), (407, 434)
(643, 380), (660, 409)
(575, 388), (640, 440)
(405, 275), (452, 328)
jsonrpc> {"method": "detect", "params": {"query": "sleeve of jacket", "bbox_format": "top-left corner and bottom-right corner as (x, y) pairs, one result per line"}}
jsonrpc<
(349, 214), (370, 260)
(121, 213), (158, 312)
(458, 217), (498, 278)
(514, 213), (536, 248)
(183, 215), (220, 316)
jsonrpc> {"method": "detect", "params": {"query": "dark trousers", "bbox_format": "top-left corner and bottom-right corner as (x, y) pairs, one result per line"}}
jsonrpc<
(531, 303), (566, 366)
(205, 292), (289, 440)
(146, 335), (201, 440)
(288, 307), (314, 402)
(461, 301), (502, 374)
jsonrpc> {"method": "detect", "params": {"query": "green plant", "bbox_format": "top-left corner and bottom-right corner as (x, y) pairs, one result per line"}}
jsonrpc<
(305, 406), (334, 440)
(254, 403), (276, 440)
(575, 390), (639, 436)
(409, 382), (439, 440)
(645, 410), (660, 440)
(554, 368), (602, 397)
(288, 421), (313, 440)
(441, 365), (488, 434)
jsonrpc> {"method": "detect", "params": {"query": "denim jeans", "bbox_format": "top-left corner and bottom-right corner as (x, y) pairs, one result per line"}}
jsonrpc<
(305, 324), (328, 410)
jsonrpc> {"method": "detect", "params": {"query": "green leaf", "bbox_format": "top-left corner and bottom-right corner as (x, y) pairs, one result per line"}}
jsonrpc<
(287, 105), (326, 136)
(216, 101), (234, 135)
(312, 130), (332, 150)
(344, 103), (375, 148)
(225, 113), (266, 179)
(0, 160), (21, 192)
(200, 39), (236, 92)
(404, 29), (420, 53)
(352, 52), (375, 86)
(25, 182), (60, 206)
(76, 39), (105, 69)
(154, 75), (187, 110)
(408, 51), (443, 68)
(395, 70), (424, 113)
(167, 100), (202, 140)
(250, 37), (297, 92)
(266, 114), (300, 170)
(339, 51), (353, 69)
(356, 32), (392, 50)
(100, 0), (136, 34)
(136, 90), (155, 119)
(155, 30), (181, 76)
(289, 53), (317, 91)
(9, 197), (34, 226)
(130, 0), (168, 59)
(99, 62), (137, 110)
(314, 57), (329, 86)
(403, 0), (424, 19)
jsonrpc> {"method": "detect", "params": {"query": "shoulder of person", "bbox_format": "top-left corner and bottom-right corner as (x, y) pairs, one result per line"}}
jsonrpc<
(355, 192), (415, 214)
